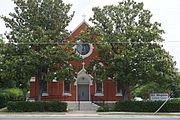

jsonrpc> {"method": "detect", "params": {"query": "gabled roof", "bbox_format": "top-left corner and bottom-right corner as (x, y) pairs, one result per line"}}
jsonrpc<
(71, 20), (89, 33)
(68, 20), (89, 41)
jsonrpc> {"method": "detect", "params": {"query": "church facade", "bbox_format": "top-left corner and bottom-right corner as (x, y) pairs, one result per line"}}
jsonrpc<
(29, 21), (123, 103)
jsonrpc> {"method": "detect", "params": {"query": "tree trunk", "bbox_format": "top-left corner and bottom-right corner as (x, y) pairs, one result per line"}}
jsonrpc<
(122, 89), (129, 101)
(37, 66), (47, 101)
(37, 75), (43, 101)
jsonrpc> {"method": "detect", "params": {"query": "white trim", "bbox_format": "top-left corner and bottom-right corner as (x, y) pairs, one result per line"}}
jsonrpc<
(75, 68), (93, 85)
(70, 21), (89, 35)
(77, 67), (87, 75)
(63, 93), (72, 96)
(63, 80), (71, 95)
(95, 80), (104, 95)
(42, 93), (48, 96)
(116, 93), (123, 96)
(94, 93), (104, 96)
(73, 42), (94, 59)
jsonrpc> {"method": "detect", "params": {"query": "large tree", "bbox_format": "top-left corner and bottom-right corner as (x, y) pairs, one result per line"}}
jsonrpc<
(0, 35), (17, 88)
(1, 0), (78, 101)
(88, 0), (179, 100)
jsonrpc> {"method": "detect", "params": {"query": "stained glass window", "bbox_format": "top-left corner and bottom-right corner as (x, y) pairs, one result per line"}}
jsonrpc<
(76, 42), (90, 55)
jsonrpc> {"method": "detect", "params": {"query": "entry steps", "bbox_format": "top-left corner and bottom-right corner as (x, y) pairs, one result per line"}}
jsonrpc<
(67, 101), (100, 111)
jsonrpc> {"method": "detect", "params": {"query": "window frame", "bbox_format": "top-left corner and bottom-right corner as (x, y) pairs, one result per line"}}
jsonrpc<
(73, 40), (94, 59)
(95, 80), (104, 96)
(63, 80), (71, 96)
(42, 81), (48, 96)
(116, 80), (122, 96)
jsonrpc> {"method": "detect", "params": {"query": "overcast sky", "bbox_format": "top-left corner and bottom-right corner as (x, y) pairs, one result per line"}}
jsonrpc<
(0, 0), (180, 70)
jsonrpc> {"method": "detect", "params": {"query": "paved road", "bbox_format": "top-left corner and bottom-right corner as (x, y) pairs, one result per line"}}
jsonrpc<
(0, 115), (180, 120)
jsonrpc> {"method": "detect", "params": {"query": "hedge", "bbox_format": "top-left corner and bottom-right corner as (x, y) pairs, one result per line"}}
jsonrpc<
(0, 95), (7, 108)
(113, 99), (180, 112)
(97, 106), (110, 112)
(7, 101), (67, 112)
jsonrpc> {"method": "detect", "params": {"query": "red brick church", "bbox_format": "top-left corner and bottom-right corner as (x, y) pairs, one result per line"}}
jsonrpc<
(29, 21), (123, 103)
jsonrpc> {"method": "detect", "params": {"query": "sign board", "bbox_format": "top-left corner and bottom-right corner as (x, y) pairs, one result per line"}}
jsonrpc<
(149, 93), (169, 101)
(30, 77), (36, 82)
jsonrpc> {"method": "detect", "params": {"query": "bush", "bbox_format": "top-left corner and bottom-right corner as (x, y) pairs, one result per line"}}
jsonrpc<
(3, 88), (23, 98)
(113, 99), (180, 112)
(7, 101), (67, 112)
(0, 88), (24, 108)
(0, 95), (7, 108)
(97, 106), (109, 112)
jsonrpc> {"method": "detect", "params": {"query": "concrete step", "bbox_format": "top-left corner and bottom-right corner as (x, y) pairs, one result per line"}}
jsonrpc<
(67, 101), (100, 111)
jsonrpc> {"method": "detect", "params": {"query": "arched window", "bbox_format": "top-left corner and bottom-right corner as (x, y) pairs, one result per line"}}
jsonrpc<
(95, 80), (103, 93)
(64, 80), (70, 93)
(76, 42), (90, 55)
(116, 80), (122, 96)
(42, 81), (48, 96)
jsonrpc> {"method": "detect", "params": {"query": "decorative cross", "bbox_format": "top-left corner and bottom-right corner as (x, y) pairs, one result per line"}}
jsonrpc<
(82, 62), (85, 69)
(82, 14), (86, 22)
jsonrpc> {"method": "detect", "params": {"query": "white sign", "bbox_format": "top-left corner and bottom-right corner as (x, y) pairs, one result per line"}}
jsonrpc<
(30, 77), (36, 82)
(150, 93), (169, 101)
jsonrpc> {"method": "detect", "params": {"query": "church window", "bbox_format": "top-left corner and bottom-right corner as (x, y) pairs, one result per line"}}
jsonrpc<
(64, 80), (70, 93)
(95, 80), (103, 93)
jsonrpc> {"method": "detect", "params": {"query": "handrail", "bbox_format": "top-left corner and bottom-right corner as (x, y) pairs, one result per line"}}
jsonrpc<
(78, 100), (80, 111)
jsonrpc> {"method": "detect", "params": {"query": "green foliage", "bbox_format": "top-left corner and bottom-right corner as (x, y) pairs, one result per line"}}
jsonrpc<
(0, 0), (78, 100)
(113, 99), (180, 112)
(88, 0), (179, 100)
(7, 101), (67, 112)
(0, 88), (24, 108)
(0, 95), (7, 108)
(1, 88), (23, 97)
(96, 106), (110, 112)
(171, 84), (180, 98)
(132, 82), (169, 99)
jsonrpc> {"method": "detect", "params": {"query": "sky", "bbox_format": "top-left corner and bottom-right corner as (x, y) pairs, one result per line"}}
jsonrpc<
(0, 0), (180, 70)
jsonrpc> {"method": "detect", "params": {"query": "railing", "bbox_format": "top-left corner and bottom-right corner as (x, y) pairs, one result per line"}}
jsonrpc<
(78, 100), (80, 111)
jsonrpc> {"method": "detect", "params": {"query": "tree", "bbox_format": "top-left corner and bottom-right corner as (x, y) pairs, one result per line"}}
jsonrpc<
(89, 0), (179, 100)
(1, 0), (78, 101)
(132, 82), (169, 99)
(0, 35), (16, 88)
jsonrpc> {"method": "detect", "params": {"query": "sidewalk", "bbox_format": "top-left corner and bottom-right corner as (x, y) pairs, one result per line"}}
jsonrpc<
(0, 111), (179, 117)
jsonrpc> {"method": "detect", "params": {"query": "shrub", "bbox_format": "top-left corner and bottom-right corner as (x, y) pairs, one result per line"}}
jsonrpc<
(0, 95), (7, 108)
(0, 88), (24, 108)
(7, 101), (67, 112)
(3, 88), (23, 98)
(113, 99), (180, 112)
(97, 106), (109, 112)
